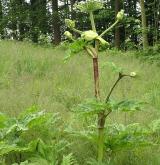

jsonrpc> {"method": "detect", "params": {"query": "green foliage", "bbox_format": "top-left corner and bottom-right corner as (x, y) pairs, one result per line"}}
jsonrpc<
(87, 158), (107, 165)
(63, 2), (155, 160)
(105, 123), (153, 152)
(61, 153), (78, 165)
(64, 39), (86, 62)
(73, 99), (109, 115)
(73, 98), (143, 116)
(12, 160), (31, 165)
(0, 113), (8, 129)
(38, 34), (52, 46)
(135, 44), (160, 65)
(65, 120), (159, 156)
(0, 41), (160, 164)
(0, 106), (69, 164)
(113, 100), (144, 112)
(101, 62), (123, 73)
(150, 119), (160, 132)
(65, 19), (76, 29)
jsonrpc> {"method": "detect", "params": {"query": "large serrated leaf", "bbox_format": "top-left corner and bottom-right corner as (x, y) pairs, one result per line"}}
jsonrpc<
(73, 99), (110, 115)
(101, 61), (123, 73)
(64, 39), (86, 62)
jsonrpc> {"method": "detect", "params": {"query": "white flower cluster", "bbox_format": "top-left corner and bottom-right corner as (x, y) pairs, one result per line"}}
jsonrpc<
(74, 0), (104, 13)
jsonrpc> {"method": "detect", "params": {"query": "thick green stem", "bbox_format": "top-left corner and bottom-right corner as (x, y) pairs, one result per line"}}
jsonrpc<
(89, 11), (100, 52)
(105, 73), (133, 103)
(72, 28), (82, 34)
(88, 11), (106, 161)
(89, 11), (96, 32)
(105, 73), (123, 103)
(97, 113), (106, 163)
(98, 128), (105, 163)
(100, 20), (119, 37)
(92, 56), (105, 163)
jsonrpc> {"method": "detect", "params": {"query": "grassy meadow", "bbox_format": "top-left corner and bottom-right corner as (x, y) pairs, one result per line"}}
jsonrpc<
(0, 40), (160, 164)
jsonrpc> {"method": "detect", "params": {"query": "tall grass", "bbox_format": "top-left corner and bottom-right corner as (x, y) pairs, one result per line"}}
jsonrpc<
(0, 41), (159, 116)
(0, 40), (160, 164)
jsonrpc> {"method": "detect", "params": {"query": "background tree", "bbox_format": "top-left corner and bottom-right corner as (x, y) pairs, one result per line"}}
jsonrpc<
(39, 0), (48, 35)
(0, 0), (3, 38)
(30, 0), (39, 42)
(52, 0), (61, 45)
(0, 0), (159, 49)
(115, 0), (121, 49)
(139, 0), (149, 49)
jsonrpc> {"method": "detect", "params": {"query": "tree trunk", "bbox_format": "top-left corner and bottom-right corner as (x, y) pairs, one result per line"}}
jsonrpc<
(39, 0), (47, 34)
(0, 0), (3, 38)
(139, 0), (149, 49)
(52, 0), (61, 45)
(30, 0), (39, 42)
(133, 0), (138, 44)
(19, 0), (26, 41)
(115, 0), (121, 49)
(70, 0), (76, 19)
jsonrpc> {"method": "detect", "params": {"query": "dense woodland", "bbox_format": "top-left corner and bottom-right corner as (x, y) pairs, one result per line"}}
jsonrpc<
(0, 0), (159, 49)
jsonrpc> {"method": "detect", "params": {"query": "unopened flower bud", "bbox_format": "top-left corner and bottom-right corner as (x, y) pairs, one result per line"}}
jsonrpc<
(116, 9), (124, 21)
(81, 30), (98, 41)
(65, 19), (75, 29)
(64, 31), (73, 39)
(130, 72), (136, 77)
(96, 36), (109, 45)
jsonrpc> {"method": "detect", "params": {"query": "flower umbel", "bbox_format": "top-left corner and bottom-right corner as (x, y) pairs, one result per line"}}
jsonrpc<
(74, 0), (104, 13)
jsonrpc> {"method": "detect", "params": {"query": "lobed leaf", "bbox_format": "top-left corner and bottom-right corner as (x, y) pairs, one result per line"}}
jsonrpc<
(73, 99), (109, 115)
(64, 39), (86, 62)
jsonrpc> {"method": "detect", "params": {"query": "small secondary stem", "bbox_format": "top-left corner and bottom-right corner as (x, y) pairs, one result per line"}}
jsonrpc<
(90, 12), (96, 32)
(100, 20), (119, 37)
(104, 73), (135, 118)
(105, 73), (123, 103)
(105, 73), (134, 103)
(72, 28), (83, 34)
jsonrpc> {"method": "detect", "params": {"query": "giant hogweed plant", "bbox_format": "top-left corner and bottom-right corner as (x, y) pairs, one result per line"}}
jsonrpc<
(63, 0), (144, 163)
(0, 106), (74, 165)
